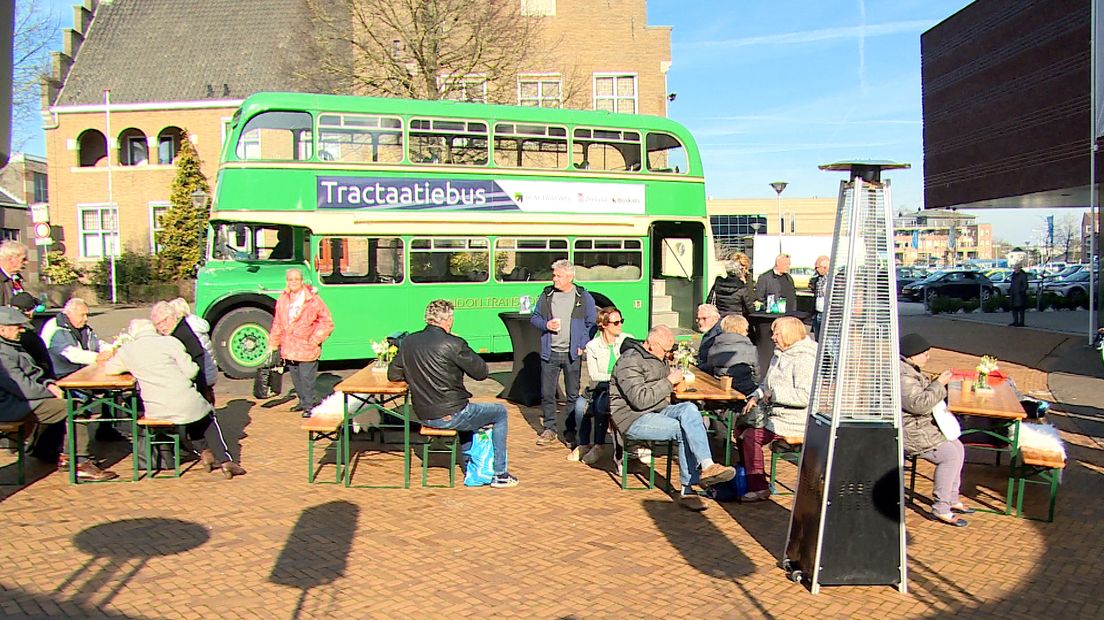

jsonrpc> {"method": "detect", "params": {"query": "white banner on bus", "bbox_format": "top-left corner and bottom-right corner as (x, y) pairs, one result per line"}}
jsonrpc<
(316, 176), (645, 215)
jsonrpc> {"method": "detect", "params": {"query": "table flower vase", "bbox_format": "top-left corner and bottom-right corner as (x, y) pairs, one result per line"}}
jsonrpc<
(973, 372), (991, 392)
(372, 359), (389, 372)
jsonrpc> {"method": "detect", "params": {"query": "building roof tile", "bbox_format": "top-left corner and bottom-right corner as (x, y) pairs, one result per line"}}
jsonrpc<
(56, 0), (309, 106)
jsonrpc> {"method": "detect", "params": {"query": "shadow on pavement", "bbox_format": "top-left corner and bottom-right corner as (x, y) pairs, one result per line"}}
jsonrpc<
(270, 500), (359, 619)
(59, 518), (209, 610)
(645, 499), (775, 618)
(216, 398), (253, 463)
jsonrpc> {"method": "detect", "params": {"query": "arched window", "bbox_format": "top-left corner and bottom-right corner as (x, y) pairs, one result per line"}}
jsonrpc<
(77, 129), (108, 167)
(118, 128), (149, 166)
(157, 126), (184, 165)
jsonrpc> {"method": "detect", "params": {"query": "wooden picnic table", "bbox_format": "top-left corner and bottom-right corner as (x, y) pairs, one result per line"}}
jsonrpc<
(56, 363), (140, 484)
(672, 365), (748, 465)
(946, 372), (1025, 515)
(333, 366), (411, 489)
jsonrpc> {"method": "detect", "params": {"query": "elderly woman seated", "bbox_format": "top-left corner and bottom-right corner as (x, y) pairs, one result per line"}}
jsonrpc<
(104, 318), (247, 479)
(737, 316), (816, 502)
(705, 314), (758, 396)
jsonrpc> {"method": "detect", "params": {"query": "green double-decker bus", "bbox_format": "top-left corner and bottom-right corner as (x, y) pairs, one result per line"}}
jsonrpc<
(196, 92), (713, 377)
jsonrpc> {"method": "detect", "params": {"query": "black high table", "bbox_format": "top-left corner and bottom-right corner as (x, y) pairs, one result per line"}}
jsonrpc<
(746, 310), (812, 375)
(497, 312), (545, 406)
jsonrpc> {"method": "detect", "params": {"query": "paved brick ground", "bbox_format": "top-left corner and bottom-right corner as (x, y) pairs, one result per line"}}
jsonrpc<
(0, 342), (1101, 618)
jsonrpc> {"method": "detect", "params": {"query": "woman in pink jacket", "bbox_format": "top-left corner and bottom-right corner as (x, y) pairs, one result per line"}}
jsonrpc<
(269, 269), (334, 416)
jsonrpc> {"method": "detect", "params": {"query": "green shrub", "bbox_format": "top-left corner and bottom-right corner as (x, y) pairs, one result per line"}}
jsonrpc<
(984, 296), (1008, 312)
(929, 296), (965, 314)
(963, 299), (980, 313)
(91, 251), (157, 303)
(41, 251), (82, 285)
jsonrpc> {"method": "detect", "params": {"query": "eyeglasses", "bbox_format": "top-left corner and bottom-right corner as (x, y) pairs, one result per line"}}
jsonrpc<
(607, 320), (624, 325)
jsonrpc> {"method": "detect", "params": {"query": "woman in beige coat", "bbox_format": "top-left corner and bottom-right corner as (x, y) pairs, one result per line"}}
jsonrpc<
(738, 316), (817, 502)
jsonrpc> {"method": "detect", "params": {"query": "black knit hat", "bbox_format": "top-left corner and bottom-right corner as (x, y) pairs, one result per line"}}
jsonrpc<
(899, 333), (931, 358)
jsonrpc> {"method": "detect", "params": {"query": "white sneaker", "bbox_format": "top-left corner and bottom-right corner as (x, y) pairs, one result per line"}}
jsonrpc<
(566, 446), (585, 462)
(581, 444), (604, 465)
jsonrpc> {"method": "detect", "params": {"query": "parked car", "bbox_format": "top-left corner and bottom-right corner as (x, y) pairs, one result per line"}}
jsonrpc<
(901, 269), (996, 303)
(1041, 270), (1098, 304)
(985, 268), (1042, 297)
(1042, 264), (1088, 283)
(895, 267), (928, 295)
(790, 266), (815, 291)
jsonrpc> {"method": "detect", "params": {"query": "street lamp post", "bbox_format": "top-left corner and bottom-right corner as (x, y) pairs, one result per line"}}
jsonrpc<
(770, 181), (788, 254)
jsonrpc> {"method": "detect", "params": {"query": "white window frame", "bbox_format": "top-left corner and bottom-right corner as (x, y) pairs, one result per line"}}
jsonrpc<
(520, 0), (556, 17)
(518, 74), (562, 107)
(593, 73), (638, 114)
(149, 201), (170, 253)
(123, 135), (149, 166)
(77, 203), (120, 259)
(439, 75), (488, 103)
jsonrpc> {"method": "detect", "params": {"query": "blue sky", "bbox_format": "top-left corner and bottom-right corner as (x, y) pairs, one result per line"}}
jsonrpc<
(19, 0), (1060, 245)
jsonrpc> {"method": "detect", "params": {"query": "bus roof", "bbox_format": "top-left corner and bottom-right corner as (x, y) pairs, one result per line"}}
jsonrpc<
(237, 91), (697, 136)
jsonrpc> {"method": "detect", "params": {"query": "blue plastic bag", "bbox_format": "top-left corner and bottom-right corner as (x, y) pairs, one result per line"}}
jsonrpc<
(463, 428), (495, 487)
(705, 464), (747, 502)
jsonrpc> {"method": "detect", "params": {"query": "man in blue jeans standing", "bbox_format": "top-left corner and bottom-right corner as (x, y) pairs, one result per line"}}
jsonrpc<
(388, 300), (517, 488)
(610, 325), (736, 511)
(531, 259), (597, 447)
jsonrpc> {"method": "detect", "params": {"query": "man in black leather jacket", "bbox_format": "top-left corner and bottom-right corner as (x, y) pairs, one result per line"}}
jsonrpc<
(388, 300), (518, 488)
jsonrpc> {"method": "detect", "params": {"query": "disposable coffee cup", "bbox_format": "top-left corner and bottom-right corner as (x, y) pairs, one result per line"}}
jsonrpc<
(519, 295), (531, 314)
(719, 376), (733, 391)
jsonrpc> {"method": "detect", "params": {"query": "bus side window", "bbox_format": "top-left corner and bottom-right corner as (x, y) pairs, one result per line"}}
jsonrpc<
(572, 128), (641, 172)
(317, 236), (404, 285)
(646, 132), (689, 174)
(410, 238), (489, 284)
(235, 111), (314, 161)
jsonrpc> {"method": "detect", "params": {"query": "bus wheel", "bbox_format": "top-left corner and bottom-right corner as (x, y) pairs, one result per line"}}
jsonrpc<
(213, 307), (274, 379)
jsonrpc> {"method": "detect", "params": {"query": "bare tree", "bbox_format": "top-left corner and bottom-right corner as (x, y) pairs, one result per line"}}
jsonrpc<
(300, 0), (584, 106)
(12, 0), (57, 148)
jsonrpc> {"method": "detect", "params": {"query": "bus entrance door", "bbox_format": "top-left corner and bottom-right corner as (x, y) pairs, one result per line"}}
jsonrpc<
(650, 221), (705, 337)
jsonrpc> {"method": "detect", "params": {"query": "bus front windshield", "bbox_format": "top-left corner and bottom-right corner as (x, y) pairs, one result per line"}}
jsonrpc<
(211, 222), (297, 261)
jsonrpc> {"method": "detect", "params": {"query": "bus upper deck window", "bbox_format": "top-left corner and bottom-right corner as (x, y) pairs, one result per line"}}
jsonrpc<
(493, 123), (568, 169)
(572, 128), (642, 172)
(409, 118), (489, 166)
(235, 111), (314, 161)
(318, 114), (403, 164)
(646, 132), (688, 174)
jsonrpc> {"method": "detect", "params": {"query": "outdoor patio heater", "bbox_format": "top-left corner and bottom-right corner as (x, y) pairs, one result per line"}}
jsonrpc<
(782, 160), (910, 594)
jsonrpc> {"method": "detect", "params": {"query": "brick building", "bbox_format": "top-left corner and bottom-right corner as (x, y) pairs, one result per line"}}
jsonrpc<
(893, 209), (993, 267)
(0, 153), (49, 280)
(43, 0), (672, 265)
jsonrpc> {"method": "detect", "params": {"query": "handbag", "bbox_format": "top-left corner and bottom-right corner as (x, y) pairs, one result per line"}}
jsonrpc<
(735, 400), (768, 429)
(932, 400), (961, 441)
(252, 352), (285, 399)
(463, 428), (495, 487)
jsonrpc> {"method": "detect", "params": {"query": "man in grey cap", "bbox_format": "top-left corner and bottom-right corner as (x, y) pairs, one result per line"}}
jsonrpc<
(0, 306), (118, 481)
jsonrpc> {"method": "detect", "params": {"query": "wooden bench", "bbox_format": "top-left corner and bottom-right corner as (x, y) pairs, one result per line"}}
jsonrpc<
(418, 426), (459, 488)
(1014, 446), (1066, 522)
(0, 417), (33, 486)
(769, 435), (804, 496)
(303, 416), (344, 484)
(609, 418), (675, 491)
(137, 417), (182, 478)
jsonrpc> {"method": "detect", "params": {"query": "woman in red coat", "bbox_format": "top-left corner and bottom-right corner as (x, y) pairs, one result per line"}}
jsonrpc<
(269, 269), (334, 416)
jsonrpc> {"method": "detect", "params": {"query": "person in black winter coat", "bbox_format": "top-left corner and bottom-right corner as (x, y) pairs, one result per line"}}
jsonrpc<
(1008, 264), (1030, 327)
(707, 254), (755, 317)
(705, 314), (759, 396)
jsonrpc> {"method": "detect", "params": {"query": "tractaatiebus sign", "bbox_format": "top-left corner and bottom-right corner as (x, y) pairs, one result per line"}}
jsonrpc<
(317, 177), (645, 214)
